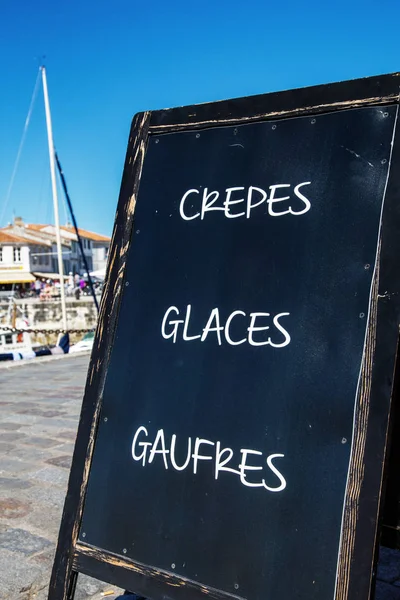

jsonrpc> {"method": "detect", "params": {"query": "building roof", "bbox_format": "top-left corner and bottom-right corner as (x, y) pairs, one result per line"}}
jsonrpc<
(1, 226), (54, 247)
(0, 231), (29, 244)
(25, 224), (49, 232)
(2, 220), (111, 244)
(60, 226), (111, 242)
(25, 223), (110, 242)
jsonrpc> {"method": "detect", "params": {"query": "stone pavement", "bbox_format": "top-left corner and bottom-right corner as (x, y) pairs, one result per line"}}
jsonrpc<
(377, 547), (400, 599)
(0, 353), (121, 600)
(0, 352), (399, 600)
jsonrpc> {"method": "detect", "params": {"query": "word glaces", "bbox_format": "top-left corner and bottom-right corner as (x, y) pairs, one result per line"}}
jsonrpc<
(161, 305), (290, 347)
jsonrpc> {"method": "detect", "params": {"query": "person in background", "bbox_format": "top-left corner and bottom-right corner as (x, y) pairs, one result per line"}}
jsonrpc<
(34, 278), (41, 297)
(67, 272), (74, 296)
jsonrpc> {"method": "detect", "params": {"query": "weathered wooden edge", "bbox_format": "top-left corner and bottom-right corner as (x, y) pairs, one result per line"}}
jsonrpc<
(347, 103), (400, 600)
(335, 259), (380, 600)
(48, 111), (151, 600)
(149, 72), (400, 133)
(73, 543), (244, 600)
(335, 104), (400, 600)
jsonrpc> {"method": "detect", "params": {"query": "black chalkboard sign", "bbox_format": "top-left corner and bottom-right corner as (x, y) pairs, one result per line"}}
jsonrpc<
(50, 74), (400, 600)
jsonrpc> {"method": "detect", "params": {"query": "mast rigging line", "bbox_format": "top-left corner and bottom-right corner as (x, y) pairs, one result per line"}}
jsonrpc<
(55, 152), (100, 315)
(0, 68), (41, 226)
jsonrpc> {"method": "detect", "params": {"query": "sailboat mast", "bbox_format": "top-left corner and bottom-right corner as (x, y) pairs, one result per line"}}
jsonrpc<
(41, 66), (67, 331)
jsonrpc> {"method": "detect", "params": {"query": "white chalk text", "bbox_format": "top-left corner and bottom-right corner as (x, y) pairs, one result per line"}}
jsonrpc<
(161, 305), (291, 347)
(131, 426), (287, 492)
(180, 183), (311, 221)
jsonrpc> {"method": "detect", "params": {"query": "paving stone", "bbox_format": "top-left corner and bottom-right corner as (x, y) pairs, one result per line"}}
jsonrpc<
(19, 424), (65, 437)
(46, 455), (72, 469)
(31, 396), (72, 404)
(377, 548), (400, 583)
(380, 546), (400, 565)
(0, 522), (8, 533)
(0, 457), (37, 474)
(56, 442), (76, 454)
(28, 466), (69, 487)
(0, 548), (43, 597)
(0, 432), (27, 442)
(24, 484), (66, 507)
(29, 546), (55, 568)
(20, 436), (62, 448)
(74, 574), (113, 599)
(10, 446), (53, 462)
(1, 413), (39, 425)
(0, 527), (52, 555)
(376, 580), (400, 600)
(0, 477), (33, 490)
(33, 587), (49, 600)
(378, 561), (400, 584)
(27, 506), (64, 541)
(35, 417), (79, 429)
(17, 408), (68, 418)
(56, 430), (77, 441)
(0, 441), (16, 452)
(12, 402), (37, 409)
(0, 498), (31, 519)
(0, 422), (22, 431)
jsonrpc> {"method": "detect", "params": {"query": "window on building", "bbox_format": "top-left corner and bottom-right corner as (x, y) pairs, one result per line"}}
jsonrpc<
(44, 252), (49, 265)
(0, 247), (3, 262)
(13, 247), (21, 263)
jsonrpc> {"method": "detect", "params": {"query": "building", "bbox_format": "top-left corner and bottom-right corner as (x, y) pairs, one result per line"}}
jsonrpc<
(0, 229), (57, 292)
(62, 227), (111, 273)
(27, 225), (110, 273)
(0, 218), (111, 290)
(0, 231), (35, 289)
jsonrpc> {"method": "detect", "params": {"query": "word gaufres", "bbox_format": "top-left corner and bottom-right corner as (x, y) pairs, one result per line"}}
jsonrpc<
(132, 426), (286, 492)
(179, 182), (311, 220)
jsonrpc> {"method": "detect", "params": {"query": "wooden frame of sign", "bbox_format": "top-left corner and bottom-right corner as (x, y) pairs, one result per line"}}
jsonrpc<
(49, 73), (400, 600)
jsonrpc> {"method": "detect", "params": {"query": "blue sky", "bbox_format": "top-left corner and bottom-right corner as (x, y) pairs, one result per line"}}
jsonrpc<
(0, 0), (399, 236)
